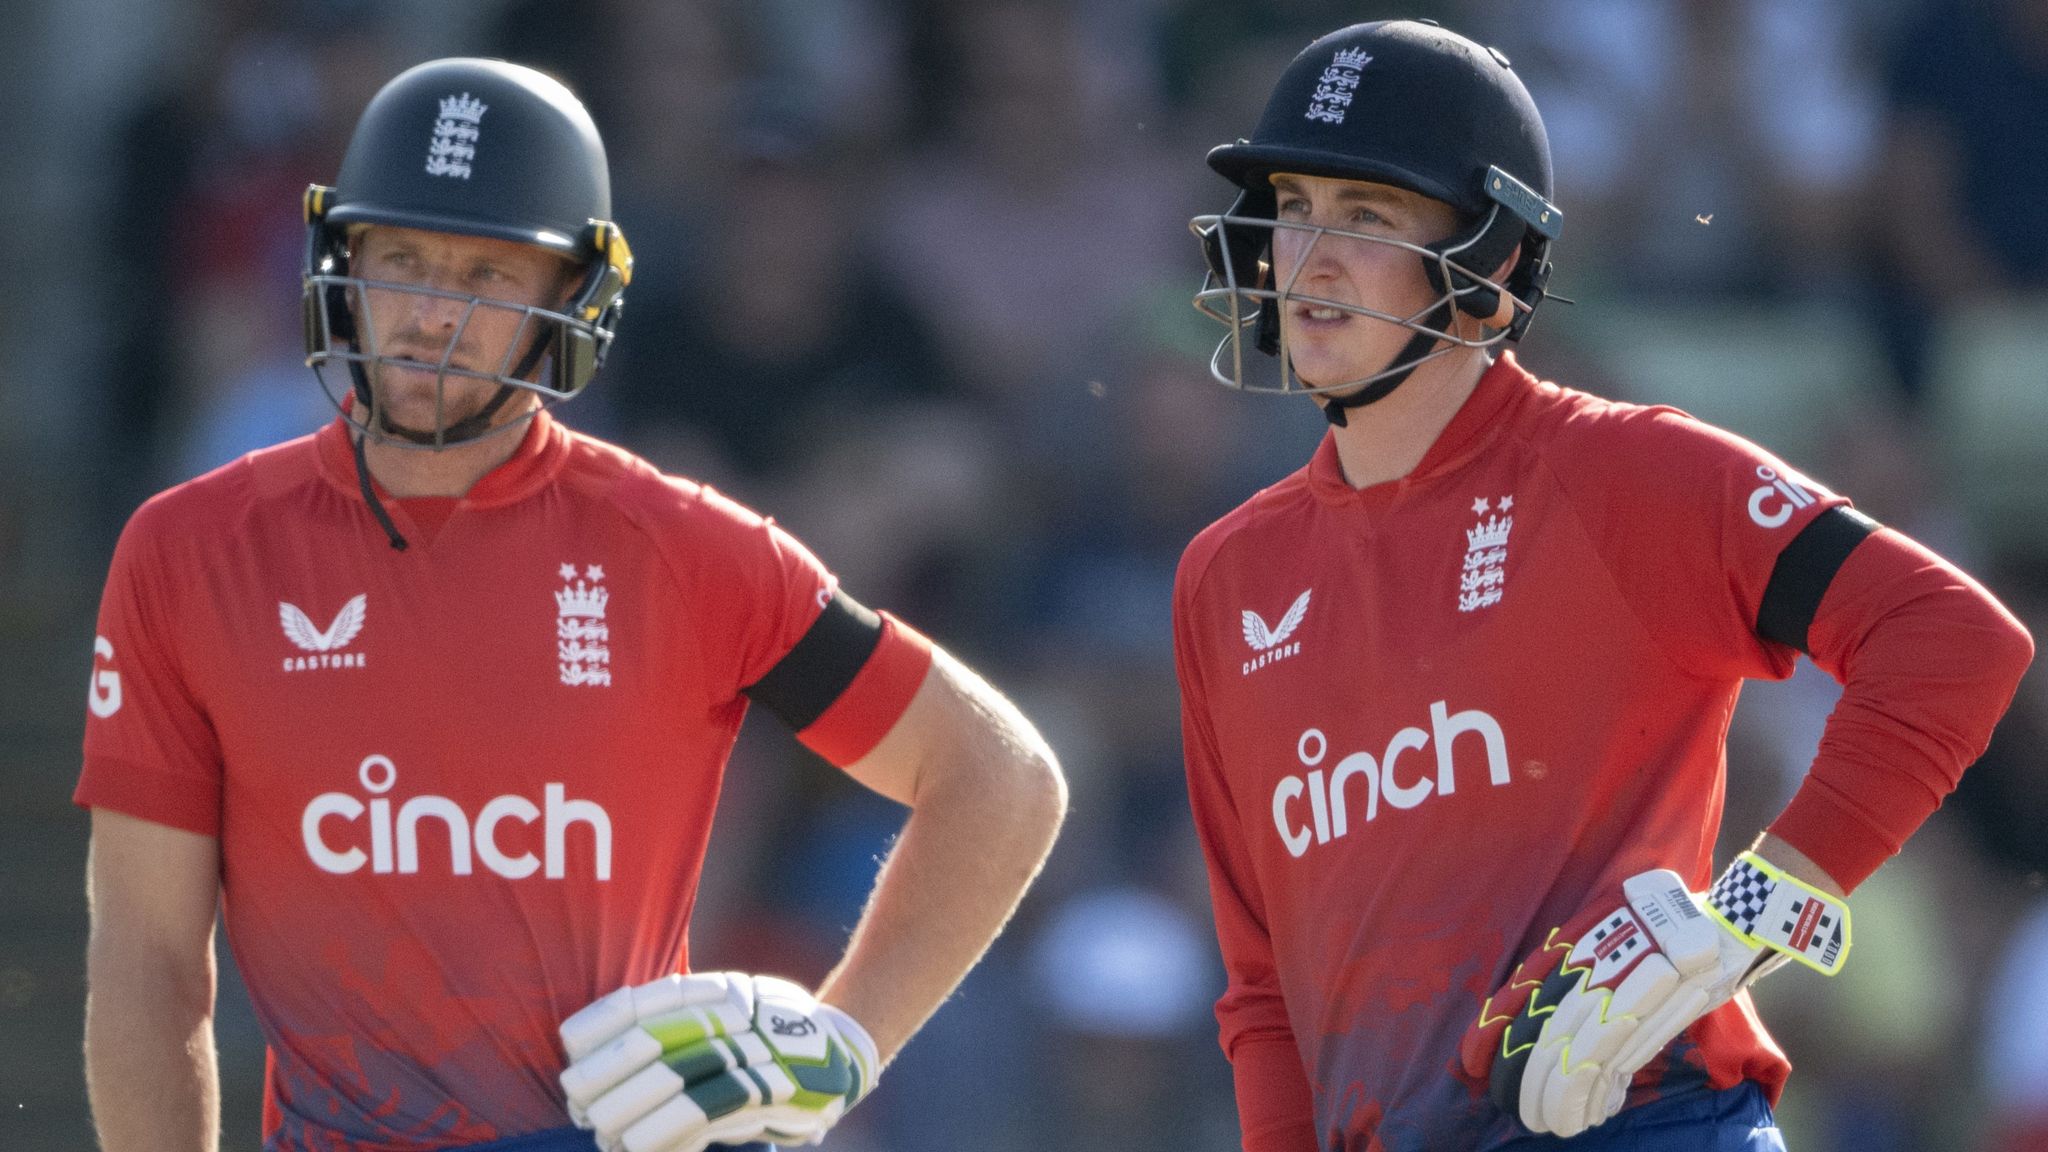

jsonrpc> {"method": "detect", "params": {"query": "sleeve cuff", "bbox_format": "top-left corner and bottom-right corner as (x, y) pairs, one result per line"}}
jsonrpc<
(1766, 771), (1908, 893)
(795, 614), (934, 767)
(74, 753), (221, 838)
(1228, 1032), (1320, 1152)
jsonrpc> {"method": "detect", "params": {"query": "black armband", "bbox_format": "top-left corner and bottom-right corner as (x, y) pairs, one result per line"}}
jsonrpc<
(1756, 506), (1880, 653)
(744, 590), (885, 730)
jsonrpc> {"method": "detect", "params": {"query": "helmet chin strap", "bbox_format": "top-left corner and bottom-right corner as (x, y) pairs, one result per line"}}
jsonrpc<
(342, 332), (552, 552)
(375, 383), (521, 446)
(350, 324), (551, 447)
(1316, 305), (1452, 428)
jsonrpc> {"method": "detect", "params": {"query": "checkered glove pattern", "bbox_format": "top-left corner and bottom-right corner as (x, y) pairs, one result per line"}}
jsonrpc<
(1464, 854), (1851, 1139)
(558, 973), (879, 1152)
(1706, 854), (1850, 973)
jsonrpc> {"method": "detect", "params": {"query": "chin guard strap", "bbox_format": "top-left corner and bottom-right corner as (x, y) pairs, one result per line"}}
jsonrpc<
(1319, 324), (1444, 427)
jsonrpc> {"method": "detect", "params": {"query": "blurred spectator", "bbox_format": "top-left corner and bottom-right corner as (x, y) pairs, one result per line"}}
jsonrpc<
(103, 10), (393, 506)
(599, 110), (952, 491)
(879, 0), (1189, 430)
(1027, 884), (1228, 1152)
(1482, 0), (1882, 299)
(1873, 0), (2048, 402)
(1984, 897), (2048, 1152)
(164, 278), (335, 481)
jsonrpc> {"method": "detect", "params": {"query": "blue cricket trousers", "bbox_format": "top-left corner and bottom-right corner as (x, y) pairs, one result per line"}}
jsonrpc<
(454, 1128), (770, 1152)
(1496, 1082), (1787, 1151)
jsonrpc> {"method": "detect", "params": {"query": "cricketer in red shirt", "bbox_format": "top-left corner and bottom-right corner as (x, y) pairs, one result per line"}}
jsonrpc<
(1174, 351), (2032, 1150)
(1179, 20), (2031, 1151)
(79, 411), (935, 1148)
(79, 55), (1066, 1152)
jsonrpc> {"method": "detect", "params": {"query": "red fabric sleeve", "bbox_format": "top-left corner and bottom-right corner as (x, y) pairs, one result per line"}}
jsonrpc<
(74, 498), (224, 836)
(796, 613), (934, 766)
(1546, 405), (1848, 682)
(1233, 1034), (1321, 1152)
(1768, 526), (2033, 891)
(661, 485), (838, 706)
(1176, 554), (1317, 1152)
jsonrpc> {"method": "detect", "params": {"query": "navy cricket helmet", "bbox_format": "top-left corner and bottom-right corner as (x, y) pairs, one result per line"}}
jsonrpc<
(1191, 20), (1562, 423)
(302, 57), (632, 446)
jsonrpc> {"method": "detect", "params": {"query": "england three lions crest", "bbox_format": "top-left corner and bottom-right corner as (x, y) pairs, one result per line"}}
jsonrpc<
(1459, 496), (1513, 613)
(426, 92), (487, 179)
(555, 563), (611, 687)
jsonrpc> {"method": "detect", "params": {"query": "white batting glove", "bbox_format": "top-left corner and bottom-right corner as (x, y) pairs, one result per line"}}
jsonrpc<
(1489, 852), (1850, 1138)
(559, 972), (879, 1152)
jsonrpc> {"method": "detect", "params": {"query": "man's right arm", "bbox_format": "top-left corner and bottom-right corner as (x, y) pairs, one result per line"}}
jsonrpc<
(1174, 568), (1318, 1152)
(85, 807), (222, 1152)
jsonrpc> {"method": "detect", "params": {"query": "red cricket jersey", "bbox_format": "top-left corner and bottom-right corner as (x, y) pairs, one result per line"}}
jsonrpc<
(77, 411), (930, 1150)
(1175, 353), (1860, 1150)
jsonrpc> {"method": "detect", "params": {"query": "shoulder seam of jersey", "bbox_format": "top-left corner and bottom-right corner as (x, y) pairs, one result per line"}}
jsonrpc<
(1178, 469), (1316, 614)
(1521, 414), (1713, 686)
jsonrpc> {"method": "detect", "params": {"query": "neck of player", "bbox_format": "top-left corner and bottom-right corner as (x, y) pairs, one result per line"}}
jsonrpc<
(356, 397), (538, 499)
(1321, 345), (1493, 489)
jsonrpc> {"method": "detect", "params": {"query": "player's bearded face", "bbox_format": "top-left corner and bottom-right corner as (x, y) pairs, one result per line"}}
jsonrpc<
(1265, 175), (1463, 394)
(349, 225), (576, 438)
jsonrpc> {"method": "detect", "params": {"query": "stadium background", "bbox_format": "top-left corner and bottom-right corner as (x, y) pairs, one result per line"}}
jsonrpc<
(2, 0), (2045, 1149)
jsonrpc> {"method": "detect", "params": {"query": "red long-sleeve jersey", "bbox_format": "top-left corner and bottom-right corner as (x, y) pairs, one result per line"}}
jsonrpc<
(1173, 353), (2031, 1151)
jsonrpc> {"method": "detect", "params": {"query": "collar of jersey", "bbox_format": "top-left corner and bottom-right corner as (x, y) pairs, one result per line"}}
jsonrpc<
(1305, 350), (1532, 507)
(314, 407), (570, 511)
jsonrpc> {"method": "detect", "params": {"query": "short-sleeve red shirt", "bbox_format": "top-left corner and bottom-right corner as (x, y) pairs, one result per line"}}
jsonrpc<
(78, 411), (929, 1150)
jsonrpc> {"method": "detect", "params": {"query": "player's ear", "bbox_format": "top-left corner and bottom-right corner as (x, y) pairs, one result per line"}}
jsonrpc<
(1474, 242), (1522, 330)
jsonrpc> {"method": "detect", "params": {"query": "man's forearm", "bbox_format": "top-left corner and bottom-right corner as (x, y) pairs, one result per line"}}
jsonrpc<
(817, 736), (1065, 1061)
(1751, 831), (1847, 899)
(86, 942), (220, 1152)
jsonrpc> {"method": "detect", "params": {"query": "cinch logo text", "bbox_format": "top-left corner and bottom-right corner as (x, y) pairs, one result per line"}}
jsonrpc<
(1747, 465), (1818, 529)
(1271, 702), (1510, 858)
(301, 755), (612, 880)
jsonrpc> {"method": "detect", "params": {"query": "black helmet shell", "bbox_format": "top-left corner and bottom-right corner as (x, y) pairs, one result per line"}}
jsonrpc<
(325, 57), (610, 253)
(1208, 20), (1552, 219)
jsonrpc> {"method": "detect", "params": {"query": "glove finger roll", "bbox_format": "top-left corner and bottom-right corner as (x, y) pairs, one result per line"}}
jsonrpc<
(620, 1093), (712, 1152)
(590, 1062), (688, 1148)
(561, 986), (642, 1062)
(564, 1027), (666, 1108)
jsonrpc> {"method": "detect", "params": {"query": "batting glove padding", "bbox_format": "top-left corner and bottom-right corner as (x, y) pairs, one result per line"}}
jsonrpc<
(1471, 853), (1849, 1139)
(559, 972), (879, 1152)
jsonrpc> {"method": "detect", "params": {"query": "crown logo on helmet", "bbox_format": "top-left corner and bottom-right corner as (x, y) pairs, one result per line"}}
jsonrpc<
(1331, 48), (1374, 71)
(438, 92), (489, 124)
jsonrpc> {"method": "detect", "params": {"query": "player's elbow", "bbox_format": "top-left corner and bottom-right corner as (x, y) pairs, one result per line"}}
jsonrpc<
(1958, 587), (2035, 708)
(962, 713), (1068, 842)
(1991, 604), (2034, 688)
(921, 653), (1067, 832)
(1015, 740), (1069, 839)
(934, 715), (1067, 886)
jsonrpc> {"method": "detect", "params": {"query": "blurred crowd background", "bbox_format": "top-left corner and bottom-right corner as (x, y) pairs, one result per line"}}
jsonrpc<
(2, 0), (2046, 1149)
